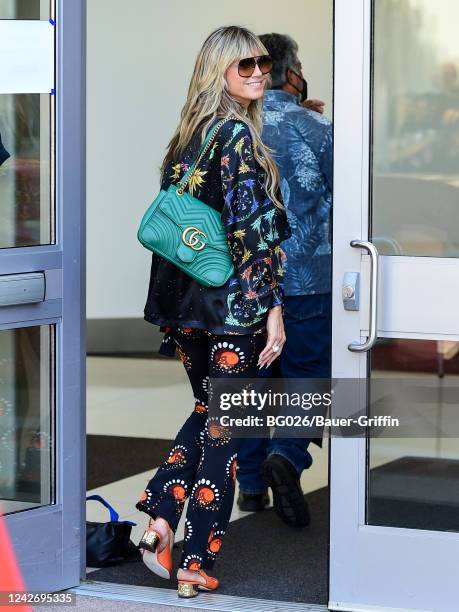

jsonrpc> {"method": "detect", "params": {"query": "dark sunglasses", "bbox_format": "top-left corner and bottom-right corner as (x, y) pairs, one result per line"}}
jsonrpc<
(237, 55), (273, 77)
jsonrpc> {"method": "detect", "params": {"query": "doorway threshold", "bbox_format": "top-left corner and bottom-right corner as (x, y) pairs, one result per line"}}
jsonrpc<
(69, 579), (329, 612)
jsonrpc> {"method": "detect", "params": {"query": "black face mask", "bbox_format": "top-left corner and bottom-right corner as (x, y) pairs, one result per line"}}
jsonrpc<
(288, 69), (308, 103)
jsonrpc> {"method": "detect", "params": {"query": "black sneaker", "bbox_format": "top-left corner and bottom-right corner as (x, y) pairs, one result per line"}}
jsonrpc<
(261, 454), (310, 528)
(237, 490), (270, 512)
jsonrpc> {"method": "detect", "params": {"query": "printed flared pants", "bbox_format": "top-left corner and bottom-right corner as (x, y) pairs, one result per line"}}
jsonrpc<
(135, 326), (266, 570)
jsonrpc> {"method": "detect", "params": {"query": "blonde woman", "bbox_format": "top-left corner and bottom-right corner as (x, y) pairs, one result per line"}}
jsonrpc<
(135, 25), (291, 598)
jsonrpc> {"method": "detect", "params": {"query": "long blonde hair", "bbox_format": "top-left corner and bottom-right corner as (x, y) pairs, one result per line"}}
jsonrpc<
(161, 25), (284, 209)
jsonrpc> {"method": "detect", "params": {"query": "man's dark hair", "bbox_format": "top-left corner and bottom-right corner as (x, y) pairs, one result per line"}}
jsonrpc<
(259, 33), (299, 89)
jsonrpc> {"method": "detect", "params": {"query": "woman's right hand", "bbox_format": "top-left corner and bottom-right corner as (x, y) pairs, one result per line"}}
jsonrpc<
(257, 305), (286, 369)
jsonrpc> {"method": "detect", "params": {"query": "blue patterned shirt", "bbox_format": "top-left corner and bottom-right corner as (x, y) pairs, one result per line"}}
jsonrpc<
(262, 90), (333, 296)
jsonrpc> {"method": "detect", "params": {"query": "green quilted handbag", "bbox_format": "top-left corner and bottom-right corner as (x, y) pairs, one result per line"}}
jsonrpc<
(137, 117), (236, 287)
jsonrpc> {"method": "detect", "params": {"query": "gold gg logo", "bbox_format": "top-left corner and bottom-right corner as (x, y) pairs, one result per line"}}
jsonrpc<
(182, 226), (207, 251)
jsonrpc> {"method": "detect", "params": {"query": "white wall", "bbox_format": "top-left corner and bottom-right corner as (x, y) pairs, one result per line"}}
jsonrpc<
(86, 0), (333, 319)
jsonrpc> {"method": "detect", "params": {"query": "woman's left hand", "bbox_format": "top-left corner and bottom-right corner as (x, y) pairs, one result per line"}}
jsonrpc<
(257, 305), (286, 369)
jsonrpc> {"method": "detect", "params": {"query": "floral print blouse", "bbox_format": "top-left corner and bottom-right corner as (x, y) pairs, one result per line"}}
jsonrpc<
(142, 117), (292, 354)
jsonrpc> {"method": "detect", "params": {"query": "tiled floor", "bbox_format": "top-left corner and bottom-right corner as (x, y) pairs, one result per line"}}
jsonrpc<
(86, 356), (195, 440)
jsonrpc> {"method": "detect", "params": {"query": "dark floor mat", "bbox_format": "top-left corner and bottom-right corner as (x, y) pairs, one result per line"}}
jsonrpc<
(87, 435), (173, 489)
(87, 486), (329, 604)
(87, 452), (459, 601)
(369, 455), (459, 531)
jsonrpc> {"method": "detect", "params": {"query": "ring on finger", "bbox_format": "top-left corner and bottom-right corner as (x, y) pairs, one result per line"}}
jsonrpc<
(272, 344), (280, 353)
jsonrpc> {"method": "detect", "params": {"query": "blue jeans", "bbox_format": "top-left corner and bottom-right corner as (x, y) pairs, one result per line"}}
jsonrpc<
(237, 293), (332, 494)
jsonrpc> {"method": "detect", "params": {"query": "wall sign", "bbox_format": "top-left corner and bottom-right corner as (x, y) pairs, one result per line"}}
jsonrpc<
(0, 21), (55, 94)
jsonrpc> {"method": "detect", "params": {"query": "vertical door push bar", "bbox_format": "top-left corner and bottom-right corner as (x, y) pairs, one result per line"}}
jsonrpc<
(347, 240), (379, 352)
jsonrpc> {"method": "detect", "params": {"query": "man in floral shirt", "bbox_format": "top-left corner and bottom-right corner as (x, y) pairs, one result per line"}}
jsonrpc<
(237, 33), (333, 527)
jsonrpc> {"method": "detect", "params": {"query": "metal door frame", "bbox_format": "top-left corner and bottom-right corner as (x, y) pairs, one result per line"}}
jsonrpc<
(329, 1), (459, 610)
(1, 0), (86, 591)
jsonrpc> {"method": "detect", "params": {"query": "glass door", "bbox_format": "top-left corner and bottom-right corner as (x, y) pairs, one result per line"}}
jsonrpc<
(0, 0), (85, 591)
(330, 0), (459, 610)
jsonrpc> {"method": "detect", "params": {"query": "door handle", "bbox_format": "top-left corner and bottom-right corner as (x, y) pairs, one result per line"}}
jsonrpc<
(348, 240), (379, 352)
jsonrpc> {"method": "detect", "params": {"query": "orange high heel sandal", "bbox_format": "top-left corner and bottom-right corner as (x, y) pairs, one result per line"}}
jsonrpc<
(138, 518), (174, 579)
(177, 569), (219, 598)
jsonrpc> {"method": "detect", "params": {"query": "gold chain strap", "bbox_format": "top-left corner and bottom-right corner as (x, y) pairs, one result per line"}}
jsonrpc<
(177, 115), (237, 195)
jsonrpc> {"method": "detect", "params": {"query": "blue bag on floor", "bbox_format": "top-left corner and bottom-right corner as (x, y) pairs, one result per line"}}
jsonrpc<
(86, 494), (138, 567)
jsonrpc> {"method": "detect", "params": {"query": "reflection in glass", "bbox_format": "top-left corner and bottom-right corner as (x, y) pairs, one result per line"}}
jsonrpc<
(0, 94), (53, 248)
(368, 338), (459, 532)
(372, 0), (459, 256)
(0, 0), (49, 19)
(0, 326), (54, 514)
